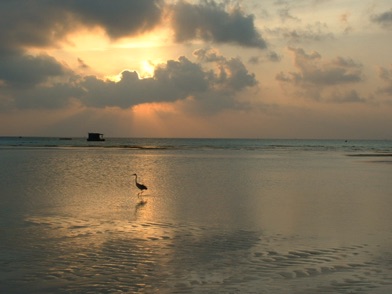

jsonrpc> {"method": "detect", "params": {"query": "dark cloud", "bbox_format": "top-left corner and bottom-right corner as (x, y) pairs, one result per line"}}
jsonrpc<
(266, 51), (281, 62)
(328, 89), (367, 103)
(217, 58), (257, 91)
(248, 51), (282, 65)
(273, 0), (330, 23)
(77, 58), (89, 70)
(79, 57), (211, 108)
(280, 47), (363, 86)
(0, 1), (73, 50)
(0, 0), (163, 51)
(0, 0), (268, 51)
(248, 51), (281, 64)
(370, 9), (392, 29)
(268, 22), (334, 44)
(193, 48), (257, 91)
(170, 0), (267, 48)
(0, 48), (77, 112)
(0, 51), (69, 88)
(13, 82), (83, 109)
(285, 25), (334, 43)
(1, 49), (257, 112)
(378, 65), (392, 95)
(193, 47), (226, 63)
(248, 56), (260, 65)
(78, 52), (257, 110)
(276, 47), (364, 102)
(65, 0), (164, 39)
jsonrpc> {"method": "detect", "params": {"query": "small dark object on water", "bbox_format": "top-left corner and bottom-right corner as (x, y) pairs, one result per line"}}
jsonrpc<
(87, 133), (105, 141)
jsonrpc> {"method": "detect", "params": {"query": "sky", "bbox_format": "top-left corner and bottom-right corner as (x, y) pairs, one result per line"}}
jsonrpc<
(0, 0), (391, 139)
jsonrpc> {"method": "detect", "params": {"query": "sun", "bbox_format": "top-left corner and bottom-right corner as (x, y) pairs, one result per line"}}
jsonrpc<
(140, 60), (156, 78)
(104, 60), (156, 82)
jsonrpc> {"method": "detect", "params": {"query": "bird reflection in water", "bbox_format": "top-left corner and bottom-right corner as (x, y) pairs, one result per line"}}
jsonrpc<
(134, 198), (147, 214)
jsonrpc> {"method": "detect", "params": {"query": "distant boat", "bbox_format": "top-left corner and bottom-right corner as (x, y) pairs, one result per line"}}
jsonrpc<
(87, 133), (105, 141)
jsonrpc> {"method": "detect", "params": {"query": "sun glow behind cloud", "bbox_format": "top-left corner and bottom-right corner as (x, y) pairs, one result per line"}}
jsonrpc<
(131, 103), (178, 137)
(104, 60), (156, 82)
(39, 26), (173, 81)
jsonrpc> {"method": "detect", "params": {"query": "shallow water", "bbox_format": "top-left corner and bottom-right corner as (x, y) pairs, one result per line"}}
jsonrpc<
(1, 140), (392, 293)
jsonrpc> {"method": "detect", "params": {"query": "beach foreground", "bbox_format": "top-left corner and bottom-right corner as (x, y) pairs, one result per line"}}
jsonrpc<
(1, 138), (392, 293)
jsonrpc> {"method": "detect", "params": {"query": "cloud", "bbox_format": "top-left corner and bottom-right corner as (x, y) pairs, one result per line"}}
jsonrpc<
(66, 0), (164, 39)
(276, 47), (364, 101)
(279, 47), (363, 86)
(13, 82), (83, 110)
(78, 50), (257, 112)
(0, 1), (72, 50)
(0, 0), (163, 51)
(339, 12), (353, 34)
(248, 51), (281, 64)
(1, 0), (270, 52)
(272, 0), (300, 22)
(192, 47), (226, 63)
(169, 0), (267, 48)
(0, 0), (164, 100)
(266, 51), (282, 62)
(328, 89), (367, 103)
(77, 58), (89, 70)
(193, 48), (258, 91)
(0, 51), (70, 88)
(0, 1), (263, 113)
(1, 49), (257, 113)
(268, 22), (334, 44)
(378, 65), (392, 95)
(276, 5), (301, 23)
(370, 9), (392, 29)
(79, 57), (210, 108)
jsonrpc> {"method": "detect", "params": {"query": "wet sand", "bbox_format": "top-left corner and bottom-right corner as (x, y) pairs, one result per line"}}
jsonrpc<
(2, 215), (392, 293)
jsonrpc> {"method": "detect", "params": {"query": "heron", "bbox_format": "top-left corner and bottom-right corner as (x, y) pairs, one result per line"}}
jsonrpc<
(132, 173), (148, 197)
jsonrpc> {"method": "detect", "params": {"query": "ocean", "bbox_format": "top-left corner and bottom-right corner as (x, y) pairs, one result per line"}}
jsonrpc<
(1, 137), (392, 293)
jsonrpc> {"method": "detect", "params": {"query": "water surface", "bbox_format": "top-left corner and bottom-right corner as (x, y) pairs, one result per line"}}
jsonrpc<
(1, 138), (392, 293)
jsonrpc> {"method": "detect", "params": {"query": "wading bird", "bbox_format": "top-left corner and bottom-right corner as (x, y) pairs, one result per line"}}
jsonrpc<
(132, 173), (148, 197)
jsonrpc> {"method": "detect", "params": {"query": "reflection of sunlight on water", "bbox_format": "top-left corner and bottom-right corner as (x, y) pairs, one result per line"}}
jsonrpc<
(20, 214), (392, 294)
(133, 199), (150, 220)
(128, 153), (179, 223)
(3, 147), (392, 293)
(13, 148), (392, 242)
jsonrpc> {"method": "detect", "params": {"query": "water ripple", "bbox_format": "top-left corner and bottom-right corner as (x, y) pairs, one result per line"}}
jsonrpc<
(1, 216), (391, 293)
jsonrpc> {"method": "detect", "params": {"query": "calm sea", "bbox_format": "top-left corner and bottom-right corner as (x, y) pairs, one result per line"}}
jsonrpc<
(1, 137), (392, 293)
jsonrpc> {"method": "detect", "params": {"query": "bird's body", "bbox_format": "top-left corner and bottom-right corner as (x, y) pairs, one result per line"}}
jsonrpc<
(132, 173), (147, 197)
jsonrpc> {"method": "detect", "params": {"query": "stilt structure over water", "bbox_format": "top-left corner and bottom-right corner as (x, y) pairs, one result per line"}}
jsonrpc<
(87, 133), (105, 141)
